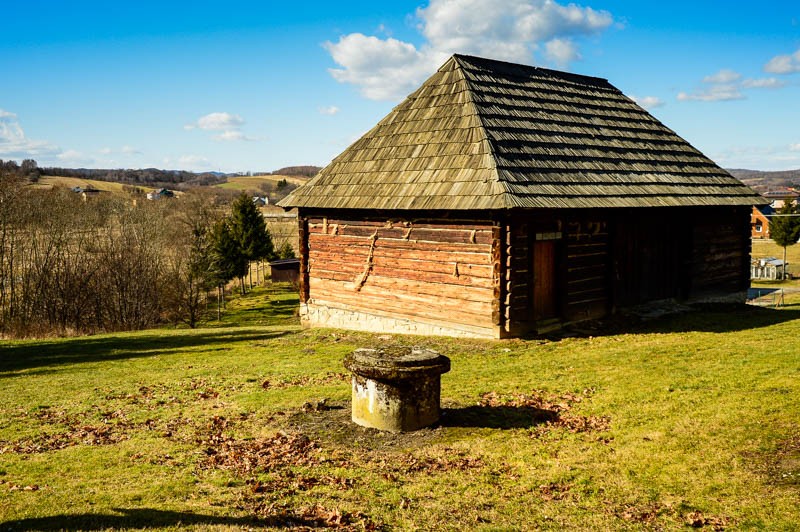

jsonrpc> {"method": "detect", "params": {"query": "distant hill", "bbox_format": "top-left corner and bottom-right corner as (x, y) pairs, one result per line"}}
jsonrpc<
(41, 166), (226, 189)
(727, 168), (800, 192)
(270, 165), (321, 178)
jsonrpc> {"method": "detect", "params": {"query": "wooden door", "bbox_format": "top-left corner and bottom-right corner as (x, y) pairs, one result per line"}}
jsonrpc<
(533, 240), (557, 321)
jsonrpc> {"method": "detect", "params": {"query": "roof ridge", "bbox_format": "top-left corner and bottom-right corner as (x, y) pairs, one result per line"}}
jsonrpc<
(452, 55), (511, 209)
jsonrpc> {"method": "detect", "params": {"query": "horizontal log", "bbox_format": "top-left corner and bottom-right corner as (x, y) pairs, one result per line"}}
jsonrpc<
(308, 249), (493, 279)
(309, 273), (493, 303)
(307, 218), (494, 231)
(310, 241), (491, 267)
(310, 282), (493, 318)
(309, 262), (494, 289)
(308, 224), (493, 245)
(309, 282), (493, 327)
(567, 263), (607, 278)
(309, 233), (490, 254)
(310, 298), (497, 336)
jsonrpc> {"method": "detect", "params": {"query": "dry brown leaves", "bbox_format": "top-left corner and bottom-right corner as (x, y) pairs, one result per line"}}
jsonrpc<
(538, 481), (572, 501)
(614, 501), (667, 525)
(479, 389), (611, 435)
(0, 407), (131, 454)
(366, 448), (486, 479)
(197, 416), (320, 474)
(684, 510), (730, 530)
(261, 372), (349, 390)
(2, 479), (41, 492)
(246, 471), (353, 495)
(610, 501), (730, 530)
(244, 501), (379, 530)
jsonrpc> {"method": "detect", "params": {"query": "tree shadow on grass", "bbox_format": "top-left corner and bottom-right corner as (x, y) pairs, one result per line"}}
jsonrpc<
(0, 507), (304, 530)
(0, 328), (292, 378)
(439, 404), (557, 429)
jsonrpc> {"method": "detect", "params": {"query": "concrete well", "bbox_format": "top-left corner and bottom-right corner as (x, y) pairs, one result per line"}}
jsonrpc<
(343, 346), (451, 432)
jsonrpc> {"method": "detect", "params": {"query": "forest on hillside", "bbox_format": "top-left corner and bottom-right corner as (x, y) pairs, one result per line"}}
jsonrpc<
(727, 168), (800, 191)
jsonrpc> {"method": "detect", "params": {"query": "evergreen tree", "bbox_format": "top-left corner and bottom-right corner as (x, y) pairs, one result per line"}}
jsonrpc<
(228, 193), (275, 291)
(210, 218), (247, 290)
(277, 241), (296, 259)
(769, 201), (800, 279)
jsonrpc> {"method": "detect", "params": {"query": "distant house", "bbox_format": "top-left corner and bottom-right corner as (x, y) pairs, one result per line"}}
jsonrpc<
(762, 189), (799, 210)
(146, 188), (175, 200)
(71, 186), (101, 201)
(752, 257), (787, 280)
(252, 196), (269, 207)
(751, 205), (774, 239)
(269, 258), (300, 284)
(280, 54), (765, 339)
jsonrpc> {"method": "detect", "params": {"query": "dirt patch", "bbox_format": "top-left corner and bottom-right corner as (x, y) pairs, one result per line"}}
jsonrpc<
(282, 401), (444, 451)
(746, 427), (800, 487)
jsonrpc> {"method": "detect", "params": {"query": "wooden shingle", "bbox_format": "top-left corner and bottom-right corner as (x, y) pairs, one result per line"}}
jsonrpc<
(279, 54), (764, 210)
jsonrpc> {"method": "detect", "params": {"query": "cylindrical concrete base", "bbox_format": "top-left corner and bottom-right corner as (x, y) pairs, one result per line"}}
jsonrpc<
(344, 347), (450, 432)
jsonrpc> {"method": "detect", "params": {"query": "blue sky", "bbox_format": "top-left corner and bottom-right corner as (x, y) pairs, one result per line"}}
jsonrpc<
(1, 0), (799, 172)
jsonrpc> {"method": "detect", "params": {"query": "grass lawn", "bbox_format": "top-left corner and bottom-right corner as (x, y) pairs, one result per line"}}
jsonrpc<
(34, 176), (154, 194)
(751, 239), (800, 275)
(217, 175), (309, 193)
(1, 285), (799, 529)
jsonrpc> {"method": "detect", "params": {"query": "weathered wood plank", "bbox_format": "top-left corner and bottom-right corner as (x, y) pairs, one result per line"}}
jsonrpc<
(310, 298), (497, 336)
(309, 262), (494, 289)
(309, 274), (493, 304)
(309, 243), (491, 266)
(308, 233), (491, 254)
(309, 280), (493, 326)
(308, 250), (493, 278)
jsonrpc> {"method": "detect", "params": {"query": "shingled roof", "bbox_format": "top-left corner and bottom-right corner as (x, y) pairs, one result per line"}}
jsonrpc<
(280, 54), (764, 210)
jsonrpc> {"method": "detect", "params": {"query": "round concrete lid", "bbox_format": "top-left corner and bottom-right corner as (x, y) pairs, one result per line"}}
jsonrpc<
(344, 346), (451, 380)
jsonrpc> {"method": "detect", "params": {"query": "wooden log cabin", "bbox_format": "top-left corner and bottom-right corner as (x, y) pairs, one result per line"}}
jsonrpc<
(279, 54), (766, 338)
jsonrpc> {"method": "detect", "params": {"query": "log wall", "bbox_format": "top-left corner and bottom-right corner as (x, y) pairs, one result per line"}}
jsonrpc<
(303, 215), (500, 337)
(689, 206), (751, 299)
(563, 216), (610, 321)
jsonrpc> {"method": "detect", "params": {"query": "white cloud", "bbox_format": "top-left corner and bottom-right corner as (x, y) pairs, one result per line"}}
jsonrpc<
(702, 69), (741, 84)
(57, 149), (94, 166)
(629, 95), (664, 110)
(98, 147), (112, 155)
(764, 48), (800, 74)
(318, 106), (340, 116)
(185, 111), (258, 143)
(678, 67), (787, 103)
(185, 112), (245, 131)
(166, 154), (213, 171)
(677, 85), (744, 102)
(741, 77), (786, 89)
(0, 108), (61, 161)
(121, 145), (142, 155)
(790, 143), (800, 152)
(543, 38), (579, 67)
(325, 33), (436, 100)
(213, 130), (258, 142)
(324, 0), (614, 101)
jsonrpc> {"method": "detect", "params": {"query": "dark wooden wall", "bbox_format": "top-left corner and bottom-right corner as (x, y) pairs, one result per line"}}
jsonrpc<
(503, 206), (751, 332)
(689, 206), (752, 296)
